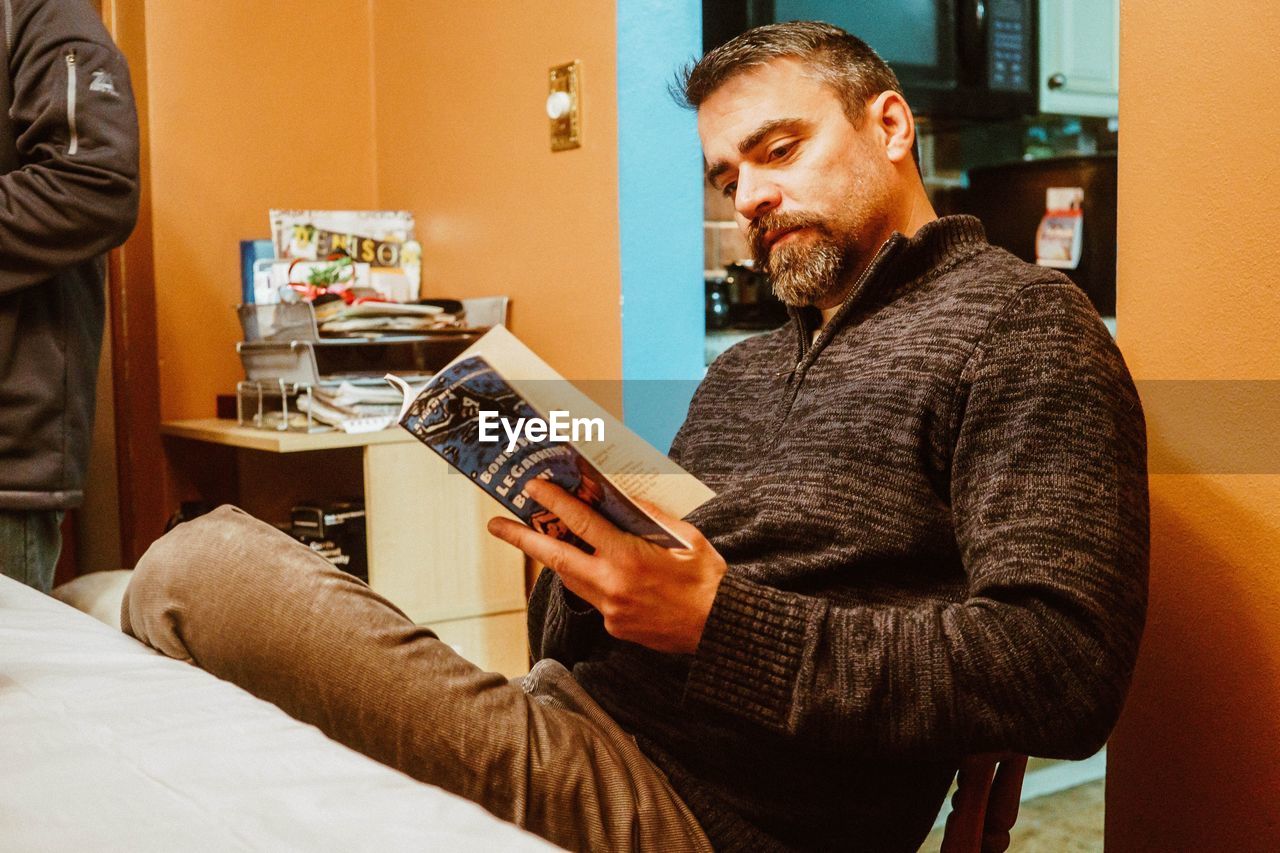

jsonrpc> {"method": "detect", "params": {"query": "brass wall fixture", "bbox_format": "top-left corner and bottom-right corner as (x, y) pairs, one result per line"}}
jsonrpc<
(547, 60), (582, 152)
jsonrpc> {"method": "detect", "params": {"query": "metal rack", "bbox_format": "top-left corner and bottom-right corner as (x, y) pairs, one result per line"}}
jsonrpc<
(232, 297), (509, 433)
(235, 379), (326, 433)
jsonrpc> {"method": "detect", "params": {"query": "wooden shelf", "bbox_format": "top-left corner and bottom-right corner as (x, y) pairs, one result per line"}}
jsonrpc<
(161, 416), (529, 676)
(161, 418), (416, 453)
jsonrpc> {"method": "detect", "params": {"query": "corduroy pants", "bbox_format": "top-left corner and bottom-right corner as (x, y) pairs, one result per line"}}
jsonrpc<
(121, 505), (711, 852)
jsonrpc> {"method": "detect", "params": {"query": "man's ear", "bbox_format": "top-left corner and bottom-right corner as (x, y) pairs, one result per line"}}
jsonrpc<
(867, 91), (916, 165)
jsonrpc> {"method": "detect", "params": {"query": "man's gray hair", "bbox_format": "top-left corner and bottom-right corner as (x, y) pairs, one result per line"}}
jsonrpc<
(676, 21), (905, 129)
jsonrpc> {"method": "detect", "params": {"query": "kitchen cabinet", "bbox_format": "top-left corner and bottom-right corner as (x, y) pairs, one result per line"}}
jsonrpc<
(1039, 0), (1119, 117)
(160, 419), (530, 677)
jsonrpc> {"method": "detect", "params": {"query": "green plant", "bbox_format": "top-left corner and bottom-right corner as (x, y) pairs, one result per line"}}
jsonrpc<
(307, 256), (354, 287)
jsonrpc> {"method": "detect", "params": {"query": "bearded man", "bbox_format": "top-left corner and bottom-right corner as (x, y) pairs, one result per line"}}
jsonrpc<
(123, 21), (1148, 853)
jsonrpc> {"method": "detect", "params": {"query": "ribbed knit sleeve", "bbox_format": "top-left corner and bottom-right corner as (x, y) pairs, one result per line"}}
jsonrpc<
(684, 572), (818, 730)
(683, 281), (1149, 761)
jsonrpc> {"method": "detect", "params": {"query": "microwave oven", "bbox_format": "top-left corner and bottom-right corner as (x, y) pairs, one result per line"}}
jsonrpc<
(703, 0), (1038, 121)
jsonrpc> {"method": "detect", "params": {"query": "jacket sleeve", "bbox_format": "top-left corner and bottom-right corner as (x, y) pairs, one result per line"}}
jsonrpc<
(0, 0), (140, 295)
(682, 283), (1150, 761)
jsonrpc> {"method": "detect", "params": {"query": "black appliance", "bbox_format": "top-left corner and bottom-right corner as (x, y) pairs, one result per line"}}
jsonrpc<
(706, 263), (791, 331)
(949, 154), (1117, 316)
(289, 500), (369, 582)
(703, 0), (1038, 120)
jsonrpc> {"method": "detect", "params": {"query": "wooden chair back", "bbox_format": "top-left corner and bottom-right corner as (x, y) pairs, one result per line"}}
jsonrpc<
(939, 753), (1029, 853)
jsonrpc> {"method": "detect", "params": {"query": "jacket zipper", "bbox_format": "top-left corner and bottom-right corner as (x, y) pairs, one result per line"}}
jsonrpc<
(65, 49), (78, 155)
(3, 0), (13, 55)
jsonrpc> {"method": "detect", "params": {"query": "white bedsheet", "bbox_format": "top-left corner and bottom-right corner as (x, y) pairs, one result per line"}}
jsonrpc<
(0, 575), (552, 852)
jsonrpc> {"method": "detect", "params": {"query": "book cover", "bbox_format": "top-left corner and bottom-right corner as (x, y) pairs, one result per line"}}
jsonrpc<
(239, 239), (274, 304)
(387, 327), (713, 550)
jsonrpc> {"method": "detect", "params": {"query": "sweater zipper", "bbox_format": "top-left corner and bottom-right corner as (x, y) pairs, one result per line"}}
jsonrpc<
(766, 236), (902, 447)
(65, 49), (78, 155)
(786, 236), (902, 381)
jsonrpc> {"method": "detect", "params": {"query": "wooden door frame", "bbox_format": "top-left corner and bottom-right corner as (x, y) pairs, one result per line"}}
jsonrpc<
(99, 0), (169, 565)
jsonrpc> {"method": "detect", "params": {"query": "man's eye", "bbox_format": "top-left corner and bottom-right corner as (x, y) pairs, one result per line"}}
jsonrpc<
(721, 181), (737, 199)
(768, 143), (794, 161)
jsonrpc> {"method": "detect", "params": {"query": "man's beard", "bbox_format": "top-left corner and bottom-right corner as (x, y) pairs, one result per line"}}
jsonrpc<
(748, 211), (853, 307)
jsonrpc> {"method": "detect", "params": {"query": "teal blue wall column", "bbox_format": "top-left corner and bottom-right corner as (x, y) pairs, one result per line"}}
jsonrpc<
(617, 1), (704, 452)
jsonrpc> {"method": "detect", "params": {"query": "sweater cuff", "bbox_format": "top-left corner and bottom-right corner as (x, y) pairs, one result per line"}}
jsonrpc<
(683, 572), (817, 733)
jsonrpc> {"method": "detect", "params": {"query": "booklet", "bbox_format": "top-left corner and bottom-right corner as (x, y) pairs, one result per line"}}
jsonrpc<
(386, 326), (714, 549)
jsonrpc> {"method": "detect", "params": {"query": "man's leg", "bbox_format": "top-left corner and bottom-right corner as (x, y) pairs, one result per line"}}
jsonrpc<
(0, 509), (63, 593)
(122, 505), (709, 852)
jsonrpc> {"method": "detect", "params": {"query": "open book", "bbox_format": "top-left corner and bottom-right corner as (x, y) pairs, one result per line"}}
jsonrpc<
(386, 327), (714, 549)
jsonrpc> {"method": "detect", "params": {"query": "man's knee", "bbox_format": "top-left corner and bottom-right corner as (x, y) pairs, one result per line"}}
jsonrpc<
(121, 504), (299, 645)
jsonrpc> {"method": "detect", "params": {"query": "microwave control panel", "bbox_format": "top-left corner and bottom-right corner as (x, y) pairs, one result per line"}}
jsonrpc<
(989, 1), (1031, 91)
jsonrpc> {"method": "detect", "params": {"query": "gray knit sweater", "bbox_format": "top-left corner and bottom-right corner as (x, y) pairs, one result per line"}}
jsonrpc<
(527, 216), (1149, 851)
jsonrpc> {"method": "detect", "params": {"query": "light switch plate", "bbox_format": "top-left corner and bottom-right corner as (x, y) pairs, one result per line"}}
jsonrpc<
(548, 60), (581, 152)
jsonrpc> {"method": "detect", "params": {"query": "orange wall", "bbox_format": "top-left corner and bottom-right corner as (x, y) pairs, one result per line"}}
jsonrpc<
(144, 0), (621, 423)
(369, 1), (621, 383)
(1107, 2), (1280, 849)
(145, 0), (379, 421)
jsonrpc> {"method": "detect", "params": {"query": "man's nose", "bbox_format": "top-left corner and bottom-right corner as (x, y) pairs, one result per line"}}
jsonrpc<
(733, 167), (781, 220)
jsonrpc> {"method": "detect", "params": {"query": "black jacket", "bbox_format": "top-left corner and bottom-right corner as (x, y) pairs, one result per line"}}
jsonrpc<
(0, 0), (139, 509)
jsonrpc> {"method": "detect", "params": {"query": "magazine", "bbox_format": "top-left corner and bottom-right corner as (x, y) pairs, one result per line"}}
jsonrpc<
(386, 326), (714, 549)
(269, 209), (422, 303)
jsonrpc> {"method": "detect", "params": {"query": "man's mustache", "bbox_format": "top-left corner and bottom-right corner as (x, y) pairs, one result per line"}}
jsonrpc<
(747, 212), (830, 266)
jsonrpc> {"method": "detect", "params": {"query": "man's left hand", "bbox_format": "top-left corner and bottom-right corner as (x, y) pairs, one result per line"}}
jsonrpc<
(486, 479), (727, 655)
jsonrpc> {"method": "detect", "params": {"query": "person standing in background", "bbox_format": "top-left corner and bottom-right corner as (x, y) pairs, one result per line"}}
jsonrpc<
(0, 0), (139, 591)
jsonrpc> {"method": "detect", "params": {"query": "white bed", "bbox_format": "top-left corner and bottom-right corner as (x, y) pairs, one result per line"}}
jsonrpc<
(0, 574), (552, 852)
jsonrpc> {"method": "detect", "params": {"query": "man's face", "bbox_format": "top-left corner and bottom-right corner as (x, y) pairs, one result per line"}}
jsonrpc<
(698, 58), (896, 308)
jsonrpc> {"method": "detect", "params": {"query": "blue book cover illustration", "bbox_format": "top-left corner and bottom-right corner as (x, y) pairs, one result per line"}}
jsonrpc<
(397, 355), (685, 549)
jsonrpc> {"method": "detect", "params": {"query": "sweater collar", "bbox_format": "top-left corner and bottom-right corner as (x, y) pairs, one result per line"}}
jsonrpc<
(789, 215), (988, 363)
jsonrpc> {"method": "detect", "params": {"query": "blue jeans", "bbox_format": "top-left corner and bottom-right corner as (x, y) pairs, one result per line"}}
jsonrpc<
(0, 510), (64, 593)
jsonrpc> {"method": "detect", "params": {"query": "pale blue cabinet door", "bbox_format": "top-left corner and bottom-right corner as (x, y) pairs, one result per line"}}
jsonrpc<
(1040, 0), (1120, 116)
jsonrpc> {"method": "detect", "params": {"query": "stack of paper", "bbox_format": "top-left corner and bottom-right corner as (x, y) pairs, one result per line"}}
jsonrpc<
(296, 381), (408, 433)
(317, 301), (468, 335)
